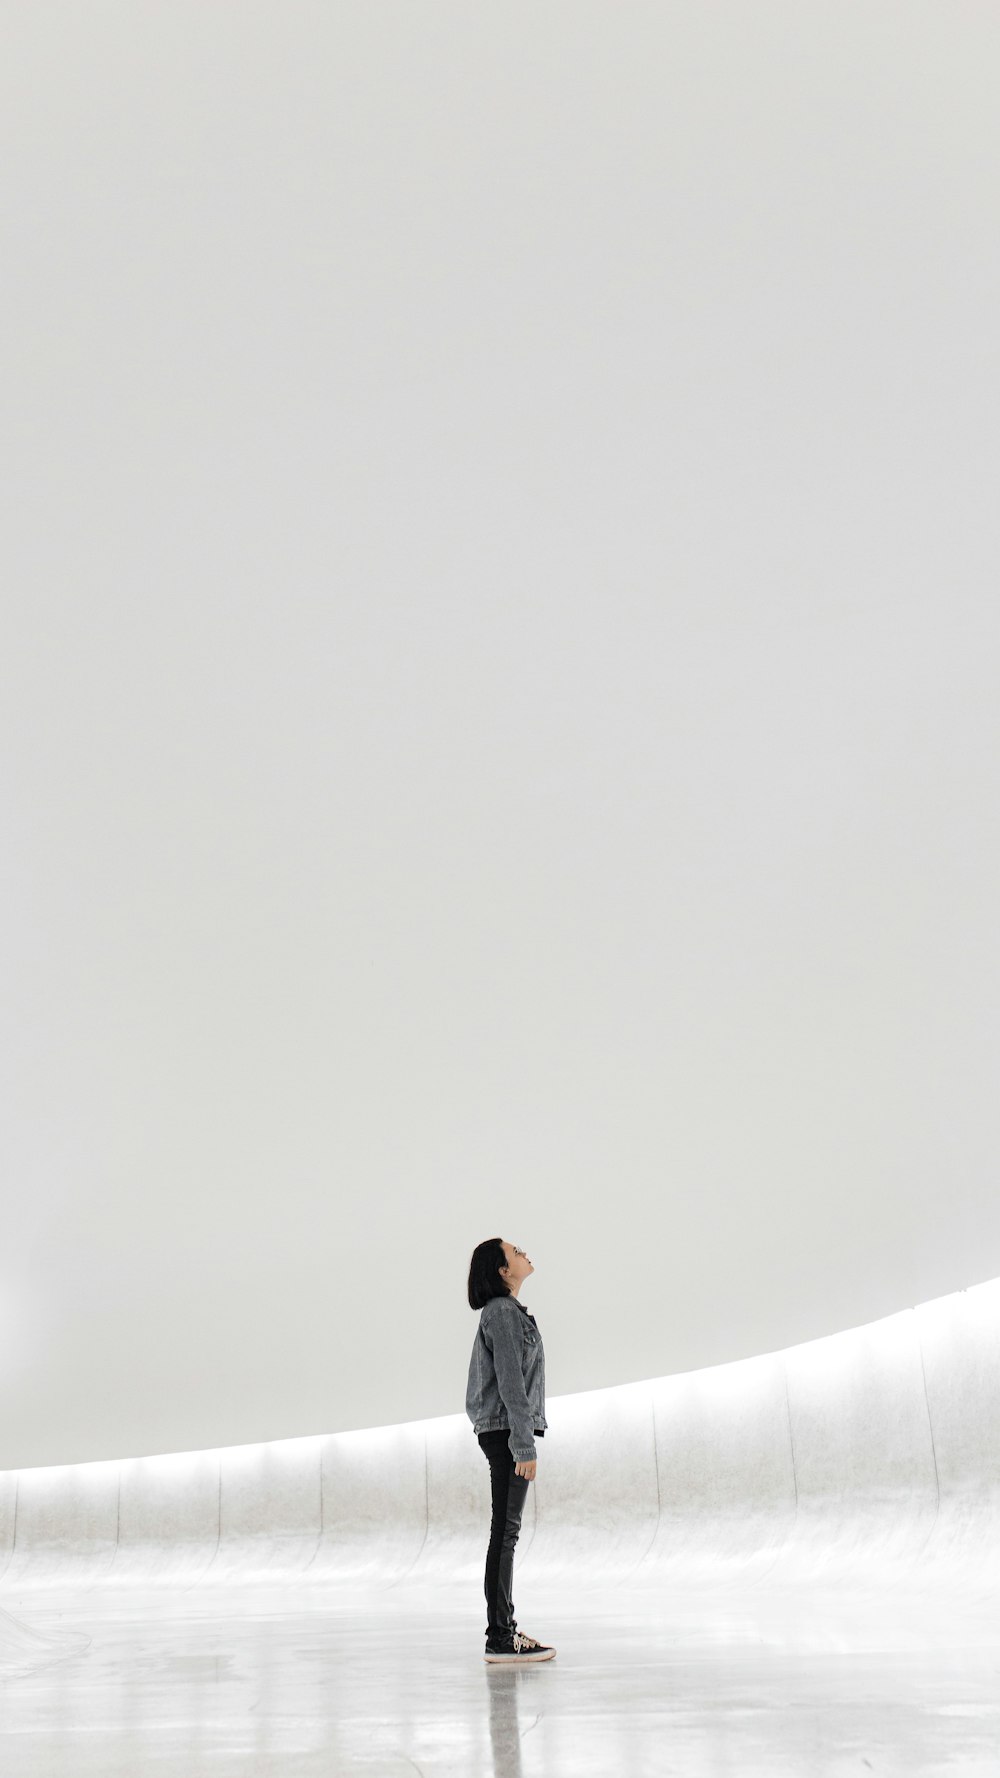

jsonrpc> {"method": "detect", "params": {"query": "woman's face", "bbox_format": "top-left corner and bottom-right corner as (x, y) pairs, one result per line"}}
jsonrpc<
(502, 1241), (534, 1285)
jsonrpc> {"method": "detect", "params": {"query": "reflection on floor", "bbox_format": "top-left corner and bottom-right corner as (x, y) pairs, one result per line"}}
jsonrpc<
(2, 1576), (998, 1777)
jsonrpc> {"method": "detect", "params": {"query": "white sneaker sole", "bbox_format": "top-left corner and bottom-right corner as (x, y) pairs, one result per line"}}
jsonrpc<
(483, 1648), (556, 1662)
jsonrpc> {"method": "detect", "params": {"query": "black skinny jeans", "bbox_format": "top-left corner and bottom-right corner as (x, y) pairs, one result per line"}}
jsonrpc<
(477, 1429), (536, 1640)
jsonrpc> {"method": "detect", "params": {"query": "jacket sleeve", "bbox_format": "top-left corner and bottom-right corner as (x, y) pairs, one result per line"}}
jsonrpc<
(485, 1303), (537, 1462)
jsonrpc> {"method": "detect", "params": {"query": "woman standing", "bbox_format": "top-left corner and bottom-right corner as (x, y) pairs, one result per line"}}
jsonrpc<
(466, 1237), (557, 1664)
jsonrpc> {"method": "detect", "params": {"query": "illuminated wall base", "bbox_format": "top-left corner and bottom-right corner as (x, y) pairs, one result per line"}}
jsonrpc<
(1, 1278), (998, 1592)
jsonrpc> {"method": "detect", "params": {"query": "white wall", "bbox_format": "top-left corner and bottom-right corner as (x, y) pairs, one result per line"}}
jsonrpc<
(2, 2), (999, 1468)
(4, 1276), (1000, 1594)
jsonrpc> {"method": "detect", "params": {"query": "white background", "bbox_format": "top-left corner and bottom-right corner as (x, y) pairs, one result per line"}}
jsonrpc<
(2, 2), (998, 1466)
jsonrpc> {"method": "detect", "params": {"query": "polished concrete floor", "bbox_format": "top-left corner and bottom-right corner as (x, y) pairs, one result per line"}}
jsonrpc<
(2, 1576), (999, 1777)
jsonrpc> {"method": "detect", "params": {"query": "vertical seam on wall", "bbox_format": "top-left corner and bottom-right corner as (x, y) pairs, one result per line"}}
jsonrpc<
(2, 1475), (19, 1584)
(627, 1392), (663, 1574)
(651, 1393), (662, 1518)
(102, 1468), (123, 1584)
(911, 1310), (942, 1574)
(745, 1358), (798, 1589)
(915, 1313), (942, 1510)
(392, 1430), (430, 1586)
(416, 1430), (431, 1576)
(782, 1355), (799, 1514)
(188, 1457), (224, 1591)
(301, 1442), (325, 1574)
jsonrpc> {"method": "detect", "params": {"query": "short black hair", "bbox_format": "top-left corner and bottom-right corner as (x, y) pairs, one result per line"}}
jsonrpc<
(467, 1237), (511, 1310)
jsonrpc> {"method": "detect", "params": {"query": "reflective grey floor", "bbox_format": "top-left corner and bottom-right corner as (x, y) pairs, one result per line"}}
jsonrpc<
(2, 1577), (999, 1777)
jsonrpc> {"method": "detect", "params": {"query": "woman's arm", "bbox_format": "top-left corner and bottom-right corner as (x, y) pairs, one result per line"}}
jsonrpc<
(485, 1304), (537, 1465)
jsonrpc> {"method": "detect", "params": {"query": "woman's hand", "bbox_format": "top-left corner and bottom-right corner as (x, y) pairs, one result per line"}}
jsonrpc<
(514, 1458), (537, 1481)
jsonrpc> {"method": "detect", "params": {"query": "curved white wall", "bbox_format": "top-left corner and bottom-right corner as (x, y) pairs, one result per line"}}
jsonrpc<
(3, 1276), (1000, 1596)
(3, 3), (1000, 1468)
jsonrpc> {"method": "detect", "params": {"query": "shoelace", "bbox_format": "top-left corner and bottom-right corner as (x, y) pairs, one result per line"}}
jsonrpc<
(512, 1632), (538, 1652)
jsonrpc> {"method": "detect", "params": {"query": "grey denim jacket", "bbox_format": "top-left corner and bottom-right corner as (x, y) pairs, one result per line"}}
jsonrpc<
(465, 1293), (548, 1462)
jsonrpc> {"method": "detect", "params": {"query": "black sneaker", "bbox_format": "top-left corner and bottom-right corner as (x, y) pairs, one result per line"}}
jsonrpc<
(484, 1630), (556, 1663)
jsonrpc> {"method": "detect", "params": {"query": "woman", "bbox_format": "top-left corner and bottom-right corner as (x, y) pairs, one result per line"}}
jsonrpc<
(466, 1237), (557, 1664)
